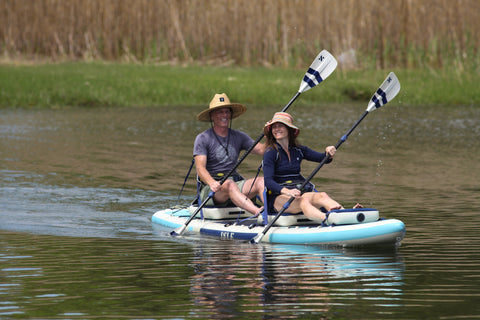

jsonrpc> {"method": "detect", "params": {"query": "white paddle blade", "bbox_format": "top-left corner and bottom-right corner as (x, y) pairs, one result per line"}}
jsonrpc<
(171, 225), (186, 236)
(366, 72), (401, 112)
(251, 233), (264, 244)
(298, 50), (338, 93)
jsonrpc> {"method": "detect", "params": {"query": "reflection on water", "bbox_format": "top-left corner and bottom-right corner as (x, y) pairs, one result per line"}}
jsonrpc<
(188, 243), (404, 319)
(0, 231), (404, 319)
(1, 105), (480, 319)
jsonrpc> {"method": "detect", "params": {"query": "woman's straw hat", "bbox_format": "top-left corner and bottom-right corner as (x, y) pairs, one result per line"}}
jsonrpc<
(264, 112), (300, 137)
(197, 93), (247, 122)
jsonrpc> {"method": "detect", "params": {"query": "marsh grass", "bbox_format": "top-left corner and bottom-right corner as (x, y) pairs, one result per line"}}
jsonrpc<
(1, 0), (479, 71)
(1, 63), (479, 108)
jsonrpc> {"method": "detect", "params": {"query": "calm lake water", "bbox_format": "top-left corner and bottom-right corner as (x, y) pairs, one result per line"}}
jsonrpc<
(1, 103), (479, 319)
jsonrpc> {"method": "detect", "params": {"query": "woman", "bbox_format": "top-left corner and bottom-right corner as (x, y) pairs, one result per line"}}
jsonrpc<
(262, 112), (361, 221)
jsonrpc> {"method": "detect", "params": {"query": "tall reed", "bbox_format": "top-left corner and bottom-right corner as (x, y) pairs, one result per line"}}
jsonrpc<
(1, 0), (479, 70)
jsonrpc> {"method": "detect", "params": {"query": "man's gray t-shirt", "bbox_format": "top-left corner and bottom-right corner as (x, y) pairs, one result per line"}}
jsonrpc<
(193, 128), (255, 176)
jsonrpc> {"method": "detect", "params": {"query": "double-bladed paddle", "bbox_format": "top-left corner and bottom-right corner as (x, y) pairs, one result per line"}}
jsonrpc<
(170, 50), (338, 236)
(251, 72), (401, 244)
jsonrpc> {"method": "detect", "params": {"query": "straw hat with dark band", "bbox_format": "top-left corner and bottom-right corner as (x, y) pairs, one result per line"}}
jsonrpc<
(264, 112), (300, 137)
(197, 93), (247, 122)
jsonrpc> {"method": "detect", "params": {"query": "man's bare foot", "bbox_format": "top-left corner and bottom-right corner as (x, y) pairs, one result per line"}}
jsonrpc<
(254, 206), (264, 216)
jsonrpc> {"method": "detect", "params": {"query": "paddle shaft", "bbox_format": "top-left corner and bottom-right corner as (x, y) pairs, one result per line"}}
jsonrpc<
(171, 92), (301, 235)
(251, 110), (370, 243)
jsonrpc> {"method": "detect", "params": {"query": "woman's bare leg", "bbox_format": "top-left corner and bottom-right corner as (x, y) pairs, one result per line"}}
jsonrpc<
(309, 192), (343, 211)
(273, 192), (343, 221)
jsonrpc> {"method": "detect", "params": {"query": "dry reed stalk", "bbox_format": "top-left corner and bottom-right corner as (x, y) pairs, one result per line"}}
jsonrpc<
(0, 0), (479, 69)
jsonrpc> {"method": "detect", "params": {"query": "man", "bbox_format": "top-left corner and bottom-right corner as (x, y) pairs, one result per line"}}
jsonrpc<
(193, 93), (264, 215)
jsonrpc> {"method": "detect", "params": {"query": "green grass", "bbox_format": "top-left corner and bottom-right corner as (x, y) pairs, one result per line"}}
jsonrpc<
(1, 62), (479, 109)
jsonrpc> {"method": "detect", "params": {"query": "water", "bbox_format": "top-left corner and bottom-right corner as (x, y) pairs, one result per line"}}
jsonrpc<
(1, 104), (480, 319)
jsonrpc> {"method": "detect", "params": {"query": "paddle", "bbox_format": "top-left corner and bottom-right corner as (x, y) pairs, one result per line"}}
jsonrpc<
(170, 50), (338, 236)
(251, 72), (401, 244)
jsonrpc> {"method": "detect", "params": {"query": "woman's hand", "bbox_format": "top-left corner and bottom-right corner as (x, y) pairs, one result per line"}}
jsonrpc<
(281, 187), (301, 198)
(325, 146), (337, 158)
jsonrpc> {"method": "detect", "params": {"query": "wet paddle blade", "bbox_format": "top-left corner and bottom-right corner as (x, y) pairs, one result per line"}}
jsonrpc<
(298, 50), (338, 93)
(366, 72), (401, 112)
(251, 233), (263, 244)
(171, 225), (186, 236)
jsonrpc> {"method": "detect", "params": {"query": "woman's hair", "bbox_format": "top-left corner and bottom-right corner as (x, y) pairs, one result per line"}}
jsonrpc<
(264, 124), (299, 153)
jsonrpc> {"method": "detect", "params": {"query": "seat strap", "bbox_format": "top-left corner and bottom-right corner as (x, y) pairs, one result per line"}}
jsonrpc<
(176, 158), (195, 205)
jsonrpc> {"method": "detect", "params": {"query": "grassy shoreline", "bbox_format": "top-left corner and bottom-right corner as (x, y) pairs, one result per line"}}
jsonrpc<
(1, 62), (479, 109)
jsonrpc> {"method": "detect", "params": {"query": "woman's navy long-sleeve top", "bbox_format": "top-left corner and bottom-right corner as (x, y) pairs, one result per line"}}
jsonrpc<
(263, 143), (332, 194)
